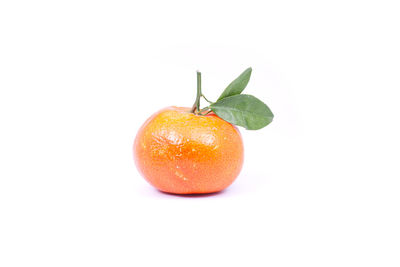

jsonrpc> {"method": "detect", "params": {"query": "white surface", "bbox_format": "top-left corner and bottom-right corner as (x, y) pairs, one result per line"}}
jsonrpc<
(1, 0), (399, 266)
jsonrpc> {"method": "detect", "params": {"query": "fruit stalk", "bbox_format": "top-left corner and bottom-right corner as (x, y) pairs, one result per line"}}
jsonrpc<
(191, 71), (202, 114)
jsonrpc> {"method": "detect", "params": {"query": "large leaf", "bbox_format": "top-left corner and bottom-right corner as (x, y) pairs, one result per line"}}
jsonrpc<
(210, 94), (274, 130)
(217, 67), (252, 101)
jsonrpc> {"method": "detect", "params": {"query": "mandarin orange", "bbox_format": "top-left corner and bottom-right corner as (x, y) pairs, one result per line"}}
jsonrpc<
(134, 106), (244, 194)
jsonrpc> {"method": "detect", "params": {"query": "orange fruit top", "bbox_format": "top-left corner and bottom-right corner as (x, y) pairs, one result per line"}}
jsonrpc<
(134, 106), (244, 194)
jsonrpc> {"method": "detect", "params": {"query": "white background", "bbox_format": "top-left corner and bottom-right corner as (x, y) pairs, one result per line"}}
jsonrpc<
(1, 0), (399, 266)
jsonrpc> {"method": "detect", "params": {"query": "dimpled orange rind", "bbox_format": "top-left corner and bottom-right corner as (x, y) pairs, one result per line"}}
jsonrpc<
(133, 106), (244, 194)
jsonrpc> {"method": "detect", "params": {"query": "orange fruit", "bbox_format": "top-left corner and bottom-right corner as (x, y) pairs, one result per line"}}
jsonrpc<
(134, 106), (244, 194)
(133, 67), (274, 194)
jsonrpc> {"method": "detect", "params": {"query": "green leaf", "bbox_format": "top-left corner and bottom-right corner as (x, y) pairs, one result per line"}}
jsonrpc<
(217, 67), (252, 101)
(210, 94), (274, 130)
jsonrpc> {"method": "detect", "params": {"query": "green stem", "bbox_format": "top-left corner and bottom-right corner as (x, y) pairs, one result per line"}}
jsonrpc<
(191, 71), (202, 113)
(197, 106), (211, 116)
(199, 106), (210, 113)
(202, 94), (214, 104)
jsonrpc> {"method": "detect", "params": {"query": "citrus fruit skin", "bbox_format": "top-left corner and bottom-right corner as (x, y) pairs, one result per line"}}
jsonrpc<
(134, 106), (244, 194)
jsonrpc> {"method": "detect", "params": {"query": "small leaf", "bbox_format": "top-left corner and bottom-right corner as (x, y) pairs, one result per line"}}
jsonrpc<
(210, 94), (274, 130)
(217, 67), (252, 101)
